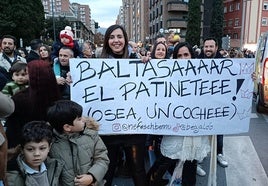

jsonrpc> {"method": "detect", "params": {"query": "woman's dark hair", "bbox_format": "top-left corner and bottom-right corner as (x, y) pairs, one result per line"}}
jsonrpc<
(100, 24), (129, 58)
(46, 100), (83, 133)
(39, 44), (51, 56)
(151, 42), (168, 59)
(27, 60), (61, 119)
(21, 121), (53, 148)
(173, 42), (195, 59)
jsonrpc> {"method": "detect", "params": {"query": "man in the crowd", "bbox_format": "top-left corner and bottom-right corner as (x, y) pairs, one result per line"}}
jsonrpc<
(26, 39), (43, 63)
(128, 41), (141, 58)
(53, 46), (74, 100)
(198, 37), (229, 168)
(198, 37), (224, 58)
(0, 35), (26, 81)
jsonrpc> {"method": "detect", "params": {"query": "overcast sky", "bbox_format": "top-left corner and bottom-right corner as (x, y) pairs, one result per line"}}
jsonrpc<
(70, 0), (122, 28)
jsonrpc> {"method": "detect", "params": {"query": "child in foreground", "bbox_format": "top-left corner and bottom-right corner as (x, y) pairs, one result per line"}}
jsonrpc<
(2, 61), (28, 97)
(6, 121), (63, 186)
(46, 100), (109, 186)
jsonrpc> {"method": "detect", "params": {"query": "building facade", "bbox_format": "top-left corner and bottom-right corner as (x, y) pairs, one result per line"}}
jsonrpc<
(223, 0), (268, 51)
(120, 0), (207, 45)
(148, 0), (189, 43)
(122, 0), (149, 44)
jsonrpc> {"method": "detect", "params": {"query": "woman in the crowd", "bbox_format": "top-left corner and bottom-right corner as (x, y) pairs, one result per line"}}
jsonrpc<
(5, 60), (61, 170)
(147, 42), (211, 186)
(39, 44), (53, 66)
(100, 24), (147, 186)
(146, 41), (171, 185)
(150, 41), (168, 59)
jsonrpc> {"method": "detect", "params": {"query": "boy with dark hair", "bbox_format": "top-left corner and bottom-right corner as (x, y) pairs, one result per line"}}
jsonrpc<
(6, 121), (63, 186)
(46, 100), (109, 186)
(2, 61), (29, 96)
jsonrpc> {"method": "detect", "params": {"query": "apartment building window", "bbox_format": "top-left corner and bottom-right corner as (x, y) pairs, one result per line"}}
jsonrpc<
(223, 20), (227, 28)
(234, 18), (239, 27)
(224, 6), (227, 13)
(229, 4), (234, 12)
(236, 2), (240, 10)
(228, 19), (233, 27)
(262, 17), (268, 26)
(233, 33), (238, 39)
(264, 3), (268, 10)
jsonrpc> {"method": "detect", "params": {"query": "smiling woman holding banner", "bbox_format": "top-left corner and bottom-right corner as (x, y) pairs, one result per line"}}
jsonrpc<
(99, 24), (147, 186)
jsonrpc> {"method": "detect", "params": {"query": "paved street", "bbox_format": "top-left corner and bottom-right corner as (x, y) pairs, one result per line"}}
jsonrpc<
(112, 101), (268, 186)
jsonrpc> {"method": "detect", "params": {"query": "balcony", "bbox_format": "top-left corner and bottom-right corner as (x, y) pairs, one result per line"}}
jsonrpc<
(167, 18), (187, 28)
(167, 1), (188, 12)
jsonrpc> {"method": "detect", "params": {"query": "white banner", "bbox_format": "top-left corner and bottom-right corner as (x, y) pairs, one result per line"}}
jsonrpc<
(70, 58), (255, 136)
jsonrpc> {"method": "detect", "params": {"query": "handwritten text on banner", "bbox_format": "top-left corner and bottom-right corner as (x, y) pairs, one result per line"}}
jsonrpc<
(70, 58), (254, 136)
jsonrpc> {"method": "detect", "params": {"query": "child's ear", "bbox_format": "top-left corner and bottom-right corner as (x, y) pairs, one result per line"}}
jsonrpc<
(63, 124), (72, 132)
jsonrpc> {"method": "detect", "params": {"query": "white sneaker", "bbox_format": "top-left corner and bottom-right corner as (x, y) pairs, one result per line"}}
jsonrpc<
(196, 165), (206, 176)
(217, 154), (228, 167)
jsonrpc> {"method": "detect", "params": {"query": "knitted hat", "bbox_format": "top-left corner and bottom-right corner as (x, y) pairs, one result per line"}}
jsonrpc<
(60, 26), (74, 42)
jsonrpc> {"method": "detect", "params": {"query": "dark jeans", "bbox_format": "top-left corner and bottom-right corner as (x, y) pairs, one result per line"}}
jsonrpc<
(147, 154), (176, 186)
(217, 135), (223, 154)
(147, 154), (197, 186)
(182, 160), (197, 186)
(104, 143), (146, 186)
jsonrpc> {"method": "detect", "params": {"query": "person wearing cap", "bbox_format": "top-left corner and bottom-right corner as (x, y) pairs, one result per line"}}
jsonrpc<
(51, 26), (83, 61)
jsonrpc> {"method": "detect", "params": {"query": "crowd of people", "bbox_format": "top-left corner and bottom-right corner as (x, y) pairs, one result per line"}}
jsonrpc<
(0, 24), (253, 186)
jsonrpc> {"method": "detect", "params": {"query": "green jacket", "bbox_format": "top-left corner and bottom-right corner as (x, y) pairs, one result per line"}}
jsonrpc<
(6, 154), (63, 186)
(49, 128), (109, 186)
